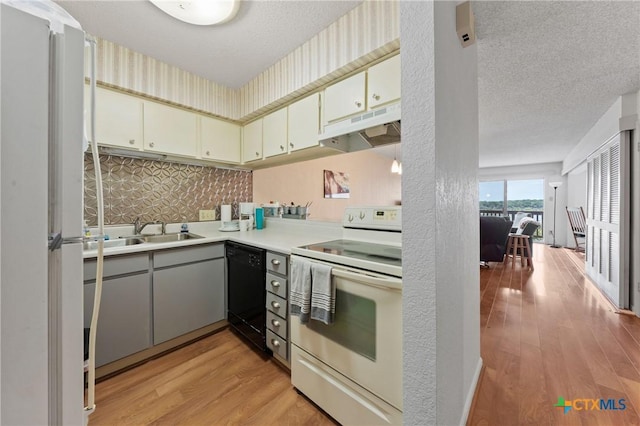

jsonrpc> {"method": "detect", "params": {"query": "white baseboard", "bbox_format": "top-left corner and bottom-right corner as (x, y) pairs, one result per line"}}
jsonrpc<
(459, 357), (483, 426)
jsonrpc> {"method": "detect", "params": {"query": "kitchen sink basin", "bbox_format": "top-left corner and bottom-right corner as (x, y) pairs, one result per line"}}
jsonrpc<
(141, 232), (203, 243)
(83, 237), (144, 251)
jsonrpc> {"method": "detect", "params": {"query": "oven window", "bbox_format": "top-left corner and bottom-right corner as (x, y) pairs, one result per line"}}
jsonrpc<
(307, 289), (376, 361)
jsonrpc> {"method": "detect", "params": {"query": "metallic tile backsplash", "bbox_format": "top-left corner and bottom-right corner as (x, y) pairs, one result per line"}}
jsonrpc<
(84, 154), (252, 226)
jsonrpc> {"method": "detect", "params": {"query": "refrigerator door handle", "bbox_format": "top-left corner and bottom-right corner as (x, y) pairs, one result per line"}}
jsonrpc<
(48, 233), (84, 251)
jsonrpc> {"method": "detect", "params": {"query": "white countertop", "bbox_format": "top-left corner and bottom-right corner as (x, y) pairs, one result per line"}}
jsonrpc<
(83, 218), (343, 259)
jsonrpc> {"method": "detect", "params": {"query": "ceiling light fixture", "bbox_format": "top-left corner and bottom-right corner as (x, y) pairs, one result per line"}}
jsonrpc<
(149, 0), (240, 26)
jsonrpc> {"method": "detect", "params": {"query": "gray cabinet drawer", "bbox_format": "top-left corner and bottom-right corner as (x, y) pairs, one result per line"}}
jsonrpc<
(266, 272), (288, 299)
(154, 243), (224, 268)
(84, 252), (149, 281)
(266, 252), (288, 275)
(266, 330), (287, 359)
(266, 292), (287, 318)
(266, 311), (287, 338)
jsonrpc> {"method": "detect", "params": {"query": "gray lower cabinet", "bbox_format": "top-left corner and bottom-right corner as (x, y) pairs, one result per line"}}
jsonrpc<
(153, 245), (225, 345)
(83, 254), (151, 367)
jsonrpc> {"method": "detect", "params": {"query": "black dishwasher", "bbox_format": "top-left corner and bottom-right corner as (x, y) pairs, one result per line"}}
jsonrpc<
(226, 241), (267, 351)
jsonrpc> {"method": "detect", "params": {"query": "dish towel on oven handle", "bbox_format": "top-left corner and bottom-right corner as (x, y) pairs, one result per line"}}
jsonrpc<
(310, 262), (335, 324)
(290, 257), (312, 324)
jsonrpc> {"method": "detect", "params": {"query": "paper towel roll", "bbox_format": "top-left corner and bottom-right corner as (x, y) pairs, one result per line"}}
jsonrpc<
(221, 205), (232, 223)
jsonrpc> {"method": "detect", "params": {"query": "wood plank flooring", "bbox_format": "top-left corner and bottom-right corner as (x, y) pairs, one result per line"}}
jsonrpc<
(86, 329), (336, 425)
(89, 244), (640, 425)
(469, 244), (640, 426)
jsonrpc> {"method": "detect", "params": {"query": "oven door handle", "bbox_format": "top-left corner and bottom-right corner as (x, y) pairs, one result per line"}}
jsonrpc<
(331, 268), (402, 291)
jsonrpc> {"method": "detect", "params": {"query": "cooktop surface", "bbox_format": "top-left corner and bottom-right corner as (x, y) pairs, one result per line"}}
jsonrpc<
(298, 239), (401, 268)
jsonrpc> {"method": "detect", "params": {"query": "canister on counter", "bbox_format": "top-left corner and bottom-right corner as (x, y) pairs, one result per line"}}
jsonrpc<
(255, 207), (264, 229)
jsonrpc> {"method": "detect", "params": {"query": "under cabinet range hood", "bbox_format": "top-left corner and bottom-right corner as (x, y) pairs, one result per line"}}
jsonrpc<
(319, 102), (401, 153)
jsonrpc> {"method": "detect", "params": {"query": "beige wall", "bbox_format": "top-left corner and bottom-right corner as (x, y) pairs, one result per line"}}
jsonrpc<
(253, 150), (401, 222)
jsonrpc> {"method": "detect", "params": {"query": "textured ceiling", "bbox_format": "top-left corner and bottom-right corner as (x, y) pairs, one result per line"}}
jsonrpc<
(474, 1), (640, 168)
(55, 1), (640, 169)
(55, 0), (362, 88)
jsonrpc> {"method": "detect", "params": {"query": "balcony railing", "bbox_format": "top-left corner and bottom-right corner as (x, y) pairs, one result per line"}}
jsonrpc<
(480, 209), (544, 239)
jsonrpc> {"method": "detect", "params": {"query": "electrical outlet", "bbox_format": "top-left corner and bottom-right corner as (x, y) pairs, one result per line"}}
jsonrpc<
(199, 209), (216, 221)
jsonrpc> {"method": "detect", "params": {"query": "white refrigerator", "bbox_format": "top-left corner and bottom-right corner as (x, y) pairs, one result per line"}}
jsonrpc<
(1, 2), (87, 424)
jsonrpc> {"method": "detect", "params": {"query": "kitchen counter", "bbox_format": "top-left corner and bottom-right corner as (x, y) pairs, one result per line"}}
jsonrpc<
(83, 218), (343, 259)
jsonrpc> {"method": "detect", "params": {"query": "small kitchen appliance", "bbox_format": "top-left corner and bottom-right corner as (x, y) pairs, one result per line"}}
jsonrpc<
(239, 202), (254, 228)
(290, 206), (402, 425)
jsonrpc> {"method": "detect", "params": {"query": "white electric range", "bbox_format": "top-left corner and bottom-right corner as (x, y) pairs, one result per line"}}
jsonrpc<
(290, 206), (402, 425)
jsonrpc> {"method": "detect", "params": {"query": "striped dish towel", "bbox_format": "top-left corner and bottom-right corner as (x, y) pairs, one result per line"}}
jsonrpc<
(290, 257), (312, 324)
(310, 262), (335, 324)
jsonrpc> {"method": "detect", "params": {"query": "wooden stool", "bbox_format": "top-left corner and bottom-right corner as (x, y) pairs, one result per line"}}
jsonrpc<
(504, 234), (534, 270)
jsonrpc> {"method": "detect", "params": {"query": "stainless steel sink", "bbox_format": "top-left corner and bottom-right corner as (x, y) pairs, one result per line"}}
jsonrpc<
(141, 232), (203, 243)
(83, 237), (144, 251)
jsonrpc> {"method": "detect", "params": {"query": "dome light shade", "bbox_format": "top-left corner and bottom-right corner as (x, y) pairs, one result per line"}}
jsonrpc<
(398, 162), (402, 175)
(149, 0), (240, 26)
(391, 159), (400, 173)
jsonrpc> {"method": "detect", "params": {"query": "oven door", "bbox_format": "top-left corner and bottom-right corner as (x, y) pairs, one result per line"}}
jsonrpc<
(290, 255), (402, 411)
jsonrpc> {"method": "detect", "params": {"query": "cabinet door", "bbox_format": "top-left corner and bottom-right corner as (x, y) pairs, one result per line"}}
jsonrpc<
(323, 71), (366, 123)
(153, 258), (225, 345)
(263, 108), (288, 158)
(143, 101), (197, 157)
(83, 273), (151, 367)
(200, 116), (241, 163)
(288, 93), (320, 152)
(367, 55), (401, 109)
(242, 118), (263, 163)
(87, 86), (144, 150)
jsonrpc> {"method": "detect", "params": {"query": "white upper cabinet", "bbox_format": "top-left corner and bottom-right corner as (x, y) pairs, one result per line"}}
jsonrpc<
(262, 108), (288, 158)
(87, 86), (144, 150)
(323, 71), (366, 123)
(367, 55), (401, 109)
(288, 93), (320, 152)
(242, 119), (263, 163)
(143, 101), (197, 158)
(200, 116), (241, 164)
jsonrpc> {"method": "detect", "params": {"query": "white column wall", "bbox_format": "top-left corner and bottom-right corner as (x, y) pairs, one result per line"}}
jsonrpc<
(402, 1), (481, 425)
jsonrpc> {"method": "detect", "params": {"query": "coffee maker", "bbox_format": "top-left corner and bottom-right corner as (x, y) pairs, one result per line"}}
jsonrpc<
(239, 202), (255, 229)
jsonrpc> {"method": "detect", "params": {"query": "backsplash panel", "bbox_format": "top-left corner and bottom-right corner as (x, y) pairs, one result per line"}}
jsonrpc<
(84, 154), (252, 226)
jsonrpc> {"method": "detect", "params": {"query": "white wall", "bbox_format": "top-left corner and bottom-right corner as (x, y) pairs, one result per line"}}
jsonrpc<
(479, 162), (567, 246)
(563, 92), (638, 174)
(402, 2), (481, 424)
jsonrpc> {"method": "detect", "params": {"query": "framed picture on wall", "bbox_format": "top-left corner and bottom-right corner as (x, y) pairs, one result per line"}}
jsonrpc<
(324, 170), (350, 199)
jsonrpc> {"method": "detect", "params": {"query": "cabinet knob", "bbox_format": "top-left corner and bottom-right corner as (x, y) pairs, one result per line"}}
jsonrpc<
(271, 259), (281, 266)
(359, 211), (366, 220)
(129, 139), (135, 145)
(149, 142), (155, 148)
(271, 339), (280, 347)
(372, 93), (380, 101)
(271, 319), (280, 327)
(206, 150), (210, 156)
(271, 280), (280, 288)
(255, 151), (260, 157)
(280, 145), (284, 151)
(355, 101), (362, 108)
(290, 143), (294, 148)
(271, 301), (280, 309)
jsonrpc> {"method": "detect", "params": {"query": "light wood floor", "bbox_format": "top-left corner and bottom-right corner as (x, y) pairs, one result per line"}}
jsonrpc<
(469, 245), (640, 425)
(89, 245), (640, 425)
(87, 329), (336, 425)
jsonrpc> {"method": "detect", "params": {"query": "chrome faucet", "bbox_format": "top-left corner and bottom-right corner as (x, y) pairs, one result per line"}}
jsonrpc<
(133, 217), (166, 235)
